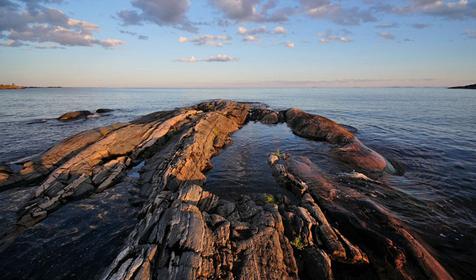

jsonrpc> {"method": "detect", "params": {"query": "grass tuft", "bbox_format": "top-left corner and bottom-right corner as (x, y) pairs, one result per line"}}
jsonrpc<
(264, 194), (276, 204)
(290, 236), (305, 250)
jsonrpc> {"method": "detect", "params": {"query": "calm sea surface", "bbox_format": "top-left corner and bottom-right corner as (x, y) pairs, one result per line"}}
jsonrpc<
(0, 88), (475, 278)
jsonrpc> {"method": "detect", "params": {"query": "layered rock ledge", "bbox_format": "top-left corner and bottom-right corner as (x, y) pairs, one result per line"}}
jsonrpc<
(0, 100), (452, 279)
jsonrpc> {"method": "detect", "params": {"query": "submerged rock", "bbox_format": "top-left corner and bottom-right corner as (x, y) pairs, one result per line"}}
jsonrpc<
(0, 100), (449, 280)
(58, 110), (93, 121)
(96, 108), (114, 114)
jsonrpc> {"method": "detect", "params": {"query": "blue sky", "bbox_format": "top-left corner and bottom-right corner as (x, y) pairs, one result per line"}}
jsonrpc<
(0, 0), (475, 87)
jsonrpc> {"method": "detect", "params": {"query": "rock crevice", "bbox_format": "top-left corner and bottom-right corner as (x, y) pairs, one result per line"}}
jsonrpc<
(0, 100), (451, 280)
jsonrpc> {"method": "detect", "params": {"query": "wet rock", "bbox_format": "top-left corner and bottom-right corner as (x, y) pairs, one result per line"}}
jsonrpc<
(96, 108), (114, 114)
(58, 110), (93, 121)
(0, 165), (12, 183)
(261, 112), (280, 124)
(285, 108), (394, 173)
(269, 152), (453, 280)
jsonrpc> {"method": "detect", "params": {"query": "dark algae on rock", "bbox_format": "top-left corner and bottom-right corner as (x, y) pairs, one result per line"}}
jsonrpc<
(0, 100), (454, 279)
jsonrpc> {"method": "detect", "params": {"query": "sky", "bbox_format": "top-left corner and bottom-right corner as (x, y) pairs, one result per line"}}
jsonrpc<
(0, 0), (475, 88)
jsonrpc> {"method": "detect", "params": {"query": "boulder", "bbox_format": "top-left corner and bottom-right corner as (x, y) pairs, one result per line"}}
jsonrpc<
(58, 110), (93, 121)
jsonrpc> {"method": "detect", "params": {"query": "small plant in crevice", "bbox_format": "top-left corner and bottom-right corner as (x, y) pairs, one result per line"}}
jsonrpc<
(273, 148), (284, 158)
(290, 236), (305, 250)
(264, 193), (276, 204)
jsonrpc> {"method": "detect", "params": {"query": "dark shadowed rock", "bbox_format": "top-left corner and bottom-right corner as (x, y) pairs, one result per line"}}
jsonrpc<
(58, 110), (93, 121)
(96, 108), (114, 114)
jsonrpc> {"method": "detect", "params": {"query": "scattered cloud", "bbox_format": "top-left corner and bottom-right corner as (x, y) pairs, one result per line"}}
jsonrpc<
(237, 25), (287, 41)
(178, 34), (231, 46)
(238, 26), (268, 35)
(237, 26), (266, 41)
(204, 54), (238, 62)
(376, 22), (399, 28)
(273, 25), (286, 34)
(0, 0), (123, 48)
(411, 23), (431, 29)
(118, 0), (196, 32)
(373, 0), (476, 20)
(175, 54), (238, 63)
(175, 56), (198, 63)
(318, 29), (352, 44)
(285, 41), (295, 48)
(243, 35), (257, 41)
(378, 31), (395, 40)
(300, 0), (376, 25)
(120, 30), (149, 40)
(209, 0), (293, 22)
(464, 29), (476, 39)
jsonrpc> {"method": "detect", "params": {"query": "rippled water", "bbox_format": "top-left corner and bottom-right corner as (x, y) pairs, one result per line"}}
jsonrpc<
(0, 87), (475, 278)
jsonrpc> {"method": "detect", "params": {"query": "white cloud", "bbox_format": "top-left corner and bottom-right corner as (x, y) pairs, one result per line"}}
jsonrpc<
(204, 54), (238, 62)
(175, 54), (238, 63)
(175, 56), (198, 63)
(67, 19), (98, 31)
(237, 26), (268, 35)
(318, 30), (352, 44)
(274, 26), (286, 34)
(237, 25), (287, 41)
(238, 26), (248, 34)
(178, 34), (231, 47)
(243, 35), (257, 41)
(285, 41), (295, 48)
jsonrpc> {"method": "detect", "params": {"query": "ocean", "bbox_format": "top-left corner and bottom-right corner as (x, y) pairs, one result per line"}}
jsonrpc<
(0, 87), (475, 278)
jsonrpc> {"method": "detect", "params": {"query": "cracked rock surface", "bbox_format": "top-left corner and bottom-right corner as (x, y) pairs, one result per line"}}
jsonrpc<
(0, 100), (452, 279)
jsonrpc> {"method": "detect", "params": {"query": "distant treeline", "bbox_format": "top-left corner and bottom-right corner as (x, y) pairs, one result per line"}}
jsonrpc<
(0, 84), (25, 90)
(0, 84), (62, 90)
(448, 83), (476, 90)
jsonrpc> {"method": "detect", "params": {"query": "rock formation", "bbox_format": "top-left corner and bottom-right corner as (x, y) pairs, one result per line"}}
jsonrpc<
(0, 100), (452, 279)
(58, 110), (93, 121)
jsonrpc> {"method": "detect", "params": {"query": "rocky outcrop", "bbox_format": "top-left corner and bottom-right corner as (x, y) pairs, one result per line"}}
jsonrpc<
(284, 108), (395, 173)
(0, 123), (128, 189)
(269, 153), (452, 280)
(58, 110), (93, 121)
(0, 100), (451, 279)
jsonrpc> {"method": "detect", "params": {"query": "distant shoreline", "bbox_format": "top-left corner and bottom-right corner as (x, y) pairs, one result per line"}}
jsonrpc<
(448, 83), (476, 90)
(0, 85), (62, 90)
